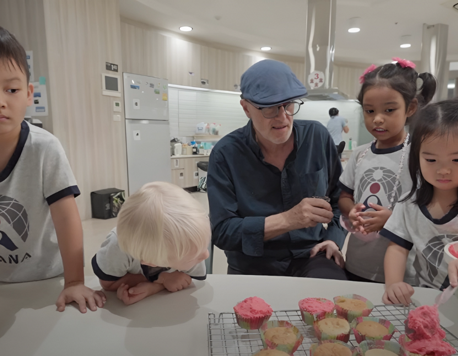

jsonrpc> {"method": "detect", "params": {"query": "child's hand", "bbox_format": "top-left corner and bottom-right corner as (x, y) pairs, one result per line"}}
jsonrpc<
(310, 240), (345, 268)
(449, 259), (458, 288)
(56, 282), (106, 313)
(383, 282), (414, 306)
(357, 203), (392, 234)
(158, 271), (192, 292)
(116, 282), (165, 305)
(348, 203), (365, 231)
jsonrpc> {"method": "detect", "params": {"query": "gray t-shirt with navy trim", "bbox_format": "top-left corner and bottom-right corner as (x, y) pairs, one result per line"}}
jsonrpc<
(381, 196), (458, 290)
(0, 121), (80, 282)
(339, 141), (417, 284)
(92, 228), (207, 282)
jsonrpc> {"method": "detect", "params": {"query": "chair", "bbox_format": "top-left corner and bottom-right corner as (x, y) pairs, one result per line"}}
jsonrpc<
(336, 141), (346, 156)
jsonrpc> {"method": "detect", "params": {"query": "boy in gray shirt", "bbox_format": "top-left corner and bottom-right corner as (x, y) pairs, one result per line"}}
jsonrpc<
(0, 26), (105, 313)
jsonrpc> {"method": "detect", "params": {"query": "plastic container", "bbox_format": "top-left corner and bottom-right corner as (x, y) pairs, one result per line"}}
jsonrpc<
(190, 141), (199, 155)
(174, 143), (182, 156)
(444, 242), (458, 265)
(210, 123), (216, 135)
(196, 122), (207, 134)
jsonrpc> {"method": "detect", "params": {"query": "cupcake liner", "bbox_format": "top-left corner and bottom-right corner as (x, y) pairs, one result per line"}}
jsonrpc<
(357, 340), (409, 356)
(235, 313), (271, 330)
(333, 294), (374, 322)
(298, 298), (335, 325)
(252, 349), (291, 356)
(310, 340), (355, 355)
(313, 315), (351, 343)
(351, 316), (397, 344)
(260, 320), (304, 355)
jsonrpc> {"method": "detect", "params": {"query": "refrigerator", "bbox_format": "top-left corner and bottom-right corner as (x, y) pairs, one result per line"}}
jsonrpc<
(123, 72), (172, 195)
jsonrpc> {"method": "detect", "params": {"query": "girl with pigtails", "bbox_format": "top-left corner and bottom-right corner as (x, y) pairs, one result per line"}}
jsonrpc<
(338, 58), (436, 284)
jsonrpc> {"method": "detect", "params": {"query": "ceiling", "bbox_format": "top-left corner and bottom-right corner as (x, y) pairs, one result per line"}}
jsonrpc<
(118, 0), (458, 65)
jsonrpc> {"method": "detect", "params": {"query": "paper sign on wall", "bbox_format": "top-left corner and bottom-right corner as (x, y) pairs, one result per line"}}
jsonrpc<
(25, 81), (48, 117)
(26, 51), (34, 82)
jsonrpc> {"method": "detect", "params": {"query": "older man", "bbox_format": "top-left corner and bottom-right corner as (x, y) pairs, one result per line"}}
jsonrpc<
(207, 60), (347, 279)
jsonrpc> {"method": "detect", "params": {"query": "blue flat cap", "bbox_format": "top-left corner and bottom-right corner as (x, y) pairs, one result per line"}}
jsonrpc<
(240, 60), (307, 107)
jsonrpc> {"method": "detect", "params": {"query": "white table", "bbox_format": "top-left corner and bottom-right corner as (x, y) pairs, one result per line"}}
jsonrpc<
(1, 275), (457, 356)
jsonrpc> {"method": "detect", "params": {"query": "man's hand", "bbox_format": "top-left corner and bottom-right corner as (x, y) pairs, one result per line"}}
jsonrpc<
(309, 240), (345, 268)
(285, 198), (334, 230)
(157, 271), (192, 292)
(357, 203), (392, 234)
(116, 282), (165, 305)
(449, 259), (458, 288)
(383, 282), (414, 306)
(56, 282), (106, 313)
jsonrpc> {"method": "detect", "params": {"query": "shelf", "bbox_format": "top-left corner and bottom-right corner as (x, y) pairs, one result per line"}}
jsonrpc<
(171, 154), (209, 158)
(193, 135), (221, 141)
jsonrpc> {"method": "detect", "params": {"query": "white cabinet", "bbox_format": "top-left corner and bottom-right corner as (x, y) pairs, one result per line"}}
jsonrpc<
(171, 169), (185, 188)
(170, 156), (209, 188)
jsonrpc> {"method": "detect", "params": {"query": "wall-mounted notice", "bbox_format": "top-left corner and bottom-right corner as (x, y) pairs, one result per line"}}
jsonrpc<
(25, 81), (49, 117)
(26, 51), (34, 82)
(105, 62), (118, 72)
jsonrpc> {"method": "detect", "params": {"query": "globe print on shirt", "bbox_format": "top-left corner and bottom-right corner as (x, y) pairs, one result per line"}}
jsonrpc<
(414, 234), (458, 289)
(356, 166), (402, 212)
(0, 195), (30, 260)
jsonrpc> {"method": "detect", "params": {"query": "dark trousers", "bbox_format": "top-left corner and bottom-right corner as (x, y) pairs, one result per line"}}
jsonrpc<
(227, 252), (348, 281)
(345, 269), (383, 284)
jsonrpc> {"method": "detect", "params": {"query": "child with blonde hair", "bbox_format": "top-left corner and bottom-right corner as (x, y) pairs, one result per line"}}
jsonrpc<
(92, 182), (210, 305)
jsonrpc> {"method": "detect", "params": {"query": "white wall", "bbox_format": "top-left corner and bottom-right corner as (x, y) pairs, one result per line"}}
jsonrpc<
(296, 100), (368, 147)
(0, 0), (53, 131)
(168, 86), (370, 148)
(168, 86), (247, 138)
(43, 0), (128, 220)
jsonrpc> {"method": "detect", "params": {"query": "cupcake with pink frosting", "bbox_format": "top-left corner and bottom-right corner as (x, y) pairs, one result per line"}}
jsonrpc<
(234, 297), (273, 330)
(298, 297), (335, 325)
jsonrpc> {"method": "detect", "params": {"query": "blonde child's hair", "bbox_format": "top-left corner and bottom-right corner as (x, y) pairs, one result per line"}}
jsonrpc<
(117, 181), (210, 267)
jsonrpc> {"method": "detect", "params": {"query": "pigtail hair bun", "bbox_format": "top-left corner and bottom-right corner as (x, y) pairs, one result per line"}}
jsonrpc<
(417, 72), (437, 105)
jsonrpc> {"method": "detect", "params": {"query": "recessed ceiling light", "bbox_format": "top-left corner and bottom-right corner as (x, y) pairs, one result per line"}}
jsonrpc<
(179, 26), (193, 32)
(400, 35), (411, 48)
(348, 17), (361, 33)
(261, 46), (272, 51)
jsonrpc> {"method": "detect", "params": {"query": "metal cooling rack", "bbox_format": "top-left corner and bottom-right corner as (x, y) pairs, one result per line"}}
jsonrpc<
(208, 305), (458, 356)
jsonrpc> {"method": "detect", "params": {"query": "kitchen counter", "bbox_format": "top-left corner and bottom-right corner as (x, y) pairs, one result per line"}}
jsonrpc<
(171, 154), (209, 158)
(0, 275), (457, 355)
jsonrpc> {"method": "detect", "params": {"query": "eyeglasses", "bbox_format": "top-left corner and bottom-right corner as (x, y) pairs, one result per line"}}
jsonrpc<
(246, 99), (304, 119)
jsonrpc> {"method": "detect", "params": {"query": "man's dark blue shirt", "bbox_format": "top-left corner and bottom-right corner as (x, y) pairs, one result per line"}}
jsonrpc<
(207, 119), (345, 275)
